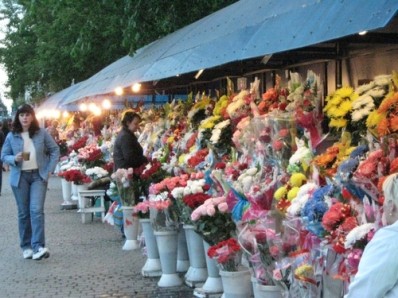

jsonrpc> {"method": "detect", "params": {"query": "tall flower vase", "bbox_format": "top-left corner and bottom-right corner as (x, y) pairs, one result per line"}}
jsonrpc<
(194, 240), (223, 296)
(60, 179), (76, 210)
(122, 207), (140, 250)
(154, 230), (183, 287)
(140, 218), (162, 277)
(183, 224), (208, 287)
(220, 267), (253, 298)
(251, 277), (283, 298)
(71, 182), (79, 201)
(177, 224), (190, 273)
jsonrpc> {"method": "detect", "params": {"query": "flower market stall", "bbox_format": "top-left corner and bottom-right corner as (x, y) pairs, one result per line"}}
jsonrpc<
(47, 67), (398, 297)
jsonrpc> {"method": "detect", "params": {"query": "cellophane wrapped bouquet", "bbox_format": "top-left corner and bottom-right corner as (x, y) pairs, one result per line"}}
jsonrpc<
(148, 175), (189, 231)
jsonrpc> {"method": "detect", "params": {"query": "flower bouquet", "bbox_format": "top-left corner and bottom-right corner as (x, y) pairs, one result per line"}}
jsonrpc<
(209, 119), (233, 158)
(69, 135), (89, 152)
(191, 195), (236, 245)
(268, 111), (297, 169)
(148, 192), (179, 232)
(207, 237), (242, 271)
(111, 168), (136, 206)
(77, 144), (105, 168)
(133, 199), (151, 219)
(169, 172), (211, 225)
(56, 139), (69, 158)
(343, 223), (377, 279)
(60, 168), (91, 185)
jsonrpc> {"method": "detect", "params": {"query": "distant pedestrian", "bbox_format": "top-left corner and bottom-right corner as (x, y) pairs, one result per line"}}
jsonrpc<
(2, 118), (11, 137)
(0, 122), (4, 195)
(46, 119), (60, 141)
(1, 104), (60, 260)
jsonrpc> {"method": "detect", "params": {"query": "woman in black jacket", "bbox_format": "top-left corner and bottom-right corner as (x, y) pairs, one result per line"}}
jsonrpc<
(113, 110), (148, 171)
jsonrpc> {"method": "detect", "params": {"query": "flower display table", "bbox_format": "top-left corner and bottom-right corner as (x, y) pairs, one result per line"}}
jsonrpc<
(77, 189), (106, 224)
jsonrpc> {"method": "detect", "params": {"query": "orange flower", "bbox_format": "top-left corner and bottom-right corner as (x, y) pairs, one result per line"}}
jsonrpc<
(378, 93), (398, 113)
(377, 117), (390, 136)
(390, 114), (398, 132)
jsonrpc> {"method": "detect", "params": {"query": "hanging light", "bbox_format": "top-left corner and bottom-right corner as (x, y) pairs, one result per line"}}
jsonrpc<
(195, 69), (205, 79)
(93, 106), (102, 116)
(131, 83), (141, 93)
(52, 110), (61, 119)
(102, 98), (112, 109)
(115, 86), (124, 95)
(36, 110), (44, 119)
(88, 102), (97, 112)
(79, 103), (88, 111)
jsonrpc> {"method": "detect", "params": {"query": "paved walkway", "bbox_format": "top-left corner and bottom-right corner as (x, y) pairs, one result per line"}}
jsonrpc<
(0, 172), (194, 298)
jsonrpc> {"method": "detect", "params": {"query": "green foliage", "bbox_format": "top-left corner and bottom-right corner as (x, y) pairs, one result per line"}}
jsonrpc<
(194, 212), (236, 245)
(0, 0), (237, 104)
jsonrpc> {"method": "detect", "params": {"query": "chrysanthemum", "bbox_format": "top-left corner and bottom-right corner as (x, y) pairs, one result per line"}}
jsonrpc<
(367, 87), (387, 99)
(274, 186), (288, 200)
(287, 187), (300, 201)
(374, 74), (391, 86)
(290, 173), (307, 187)
(390, 114), (398, 132)
(378, 93), (398, 113)
(377, 117), (390, 136)
(344, 223), (376, 249)
(327, 95), (343, 106)
(329, 118), (347, 128)
(366, 110), (384, 129)
(339, 100), (353, 114)
(356, 82), (376, 95)
(352, 94), (373, 109)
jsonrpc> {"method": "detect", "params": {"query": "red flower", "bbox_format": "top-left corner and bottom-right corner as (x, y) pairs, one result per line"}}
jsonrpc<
(70, 136), (88, 152)
(62, 169), (91, 185)
(183, 193), (211, 209)
(214, 162), (226, 169)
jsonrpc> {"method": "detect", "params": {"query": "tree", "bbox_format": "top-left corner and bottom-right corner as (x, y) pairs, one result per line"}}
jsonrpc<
(0, 0), (236, 105)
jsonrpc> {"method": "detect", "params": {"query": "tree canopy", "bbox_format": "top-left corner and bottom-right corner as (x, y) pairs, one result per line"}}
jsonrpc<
(0, 0), (236, 107)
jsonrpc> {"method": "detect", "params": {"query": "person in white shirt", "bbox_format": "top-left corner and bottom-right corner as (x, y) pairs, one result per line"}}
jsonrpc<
(346, 173), (398, 298)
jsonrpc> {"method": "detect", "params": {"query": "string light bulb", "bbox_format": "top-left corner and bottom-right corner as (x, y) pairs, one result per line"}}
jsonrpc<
(115, 86), (124, 96)
(79, 103), (88, 112)
(102, 98), (111, 109)
(131, 83), (141, 93)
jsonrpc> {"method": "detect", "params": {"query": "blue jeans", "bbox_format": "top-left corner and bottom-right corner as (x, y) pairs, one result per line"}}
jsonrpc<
(12, 170), (48, 252)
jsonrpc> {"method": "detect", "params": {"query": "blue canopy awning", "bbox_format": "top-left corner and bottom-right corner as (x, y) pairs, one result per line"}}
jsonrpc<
(61, 0), (398, 106)
(36, 82), (82, 112)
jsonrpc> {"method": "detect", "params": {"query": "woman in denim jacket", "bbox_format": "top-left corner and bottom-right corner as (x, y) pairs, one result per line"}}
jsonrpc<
(1, 104), (59, 260)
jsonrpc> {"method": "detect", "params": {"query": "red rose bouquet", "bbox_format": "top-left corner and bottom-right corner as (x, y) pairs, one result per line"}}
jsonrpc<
(77, 144), (105, 168)
(207, 238), (242, 271)
(69, 135), (89, 152)
(61, 168), (91, 185)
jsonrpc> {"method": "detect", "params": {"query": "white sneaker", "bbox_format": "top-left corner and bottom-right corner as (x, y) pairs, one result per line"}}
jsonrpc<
(23, 249), (33, 259)
(32, 247), (50, 260)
